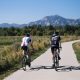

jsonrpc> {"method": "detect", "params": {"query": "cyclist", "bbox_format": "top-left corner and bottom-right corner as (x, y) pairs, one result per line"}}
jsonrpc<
(51, 31), (62, 66)
(21, 33), (33, 68)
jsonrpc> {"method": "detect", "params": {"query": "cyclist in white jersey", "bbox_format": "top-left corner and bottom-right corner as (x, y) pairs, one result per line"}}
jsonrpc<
(21, 33), (32, 67)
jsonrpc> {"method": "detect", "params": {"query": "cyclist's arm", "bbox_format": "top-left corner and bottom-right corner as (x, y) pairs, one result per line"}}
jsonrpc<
(59, 36), (62, 48)
(59, 41), (62, 48)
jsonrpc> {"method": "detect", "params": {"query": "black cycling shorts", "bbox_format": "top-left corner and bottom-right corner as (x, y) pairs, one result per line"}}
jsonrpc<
(21, 46), (28, 51)
(51, 46), (59, 54)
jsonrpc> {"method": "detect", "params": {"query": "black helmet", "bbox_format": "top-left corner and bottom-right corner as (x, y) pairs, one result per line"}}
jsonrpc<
(26, 33), (30, 37)
(55, 31), (59, 35)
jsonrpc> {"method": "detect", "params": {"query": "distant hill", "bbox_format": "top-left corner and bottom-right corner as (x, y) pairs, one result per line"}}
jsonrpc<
(0, 23), (20, 27)
(0, 15), (80, 27)
(0, 23), (28, 28)
(28, 15), (80, 26)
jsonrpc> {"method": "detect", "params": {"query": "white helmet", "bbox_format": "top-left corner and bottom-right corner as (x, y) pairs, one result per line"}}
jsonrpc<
(52, 33), (56, 37)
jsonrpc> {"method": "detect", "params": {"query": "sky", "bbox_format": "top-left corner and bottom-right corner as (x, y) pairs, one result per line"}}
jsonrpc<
(0, 0), (80, 24)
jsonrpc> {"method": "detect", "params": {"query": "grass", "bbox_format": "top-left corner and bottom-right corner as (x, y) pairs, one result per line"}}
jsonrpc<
(61, 35), (80, 42)
(73, 42), (80, 63)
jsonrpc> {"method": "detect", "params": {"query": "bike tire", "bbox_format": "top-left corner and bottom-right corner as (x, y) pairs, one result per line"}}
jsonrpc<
(53, 49), (59, 71)
(22, 56), (27, 71)
(56, 54), (59, 68)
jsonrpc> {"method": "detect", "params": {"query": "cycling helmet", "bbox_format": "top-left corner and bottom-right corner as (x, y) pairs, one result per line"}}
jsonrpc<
(55, 31), (59, 35)
(26, 33), (30, 37)
(52, 31), (59, 36)
(52, 33), (56, 37)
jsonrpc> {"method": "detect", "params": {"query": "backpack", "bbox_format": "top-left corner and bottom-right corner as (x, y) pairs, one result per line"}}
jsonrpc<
(27, 37), (31, 43)
(51, 36), (59, 46)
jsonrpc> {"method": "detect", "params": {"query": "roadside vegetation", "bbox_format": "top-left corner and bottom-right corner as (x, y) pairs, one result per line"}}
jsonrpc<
(73, 42), (80, 63)
(61, 36), (80, 42)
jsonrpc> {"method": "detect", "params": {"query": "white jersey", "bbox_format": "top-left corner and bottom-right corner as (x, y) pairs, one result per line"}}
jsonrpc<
(21, 36), (31, 47)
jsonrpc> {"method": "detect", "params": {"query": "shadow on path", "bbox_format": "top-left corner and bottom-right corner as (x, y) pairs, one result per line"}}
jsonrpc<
(30, 65), (53, 71)
(56, 65), (80, 72)
(30, 65), (80, 72)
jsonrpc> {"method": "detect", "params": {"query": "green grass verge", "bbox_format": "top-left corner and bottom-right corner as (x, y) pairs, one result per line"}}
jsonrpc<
(73, 42), (80, 63)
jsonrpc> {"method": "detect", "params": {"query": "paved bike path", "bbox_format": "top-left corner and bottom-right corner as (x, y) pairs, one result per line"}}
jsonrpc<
(4, 40), (80, 80)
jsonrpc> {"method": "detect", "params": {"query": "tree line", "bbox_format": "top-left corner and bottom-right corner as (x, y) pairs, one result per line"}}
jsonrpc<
(0, 25), (80, 36)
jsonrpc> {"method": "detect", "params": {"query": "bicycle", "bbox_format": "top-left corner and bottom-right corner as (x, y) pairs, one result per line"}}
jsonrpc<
(22, 49), (31, 71)
(52, 47), (60, 71)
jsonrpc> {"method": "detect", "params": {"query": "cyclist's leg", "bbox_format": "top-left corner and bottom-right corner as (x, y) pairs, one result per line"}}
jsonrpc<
(21, 46), (25, 55)
(51, 46), (56, 67)
(58, 48), (60, 53)
(51, 46), (54, 59)
(57, 47), (61, 60)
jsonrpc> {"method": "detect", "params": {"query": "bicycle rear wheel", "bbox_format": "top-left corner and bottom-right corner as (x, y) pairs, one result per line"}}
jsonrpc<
(55, 54), (59, 67)
(22, 56), (27, 71)
(53, 49), (59, 70)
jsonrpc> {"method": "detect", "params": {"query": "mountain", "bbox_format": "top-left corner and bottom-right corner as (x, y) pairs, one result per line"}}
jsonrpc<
(0, 15), (80, 27)
(0, 23), (28, 28)
(0, 23), (20, 27)
(28, 15), (80, 26)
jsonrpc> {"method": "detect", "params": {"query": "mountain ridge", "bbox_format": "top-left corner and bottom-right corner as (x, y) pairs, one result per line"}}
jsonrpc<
(28, 15), (80, 26)
(0, 15), (80, 27)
